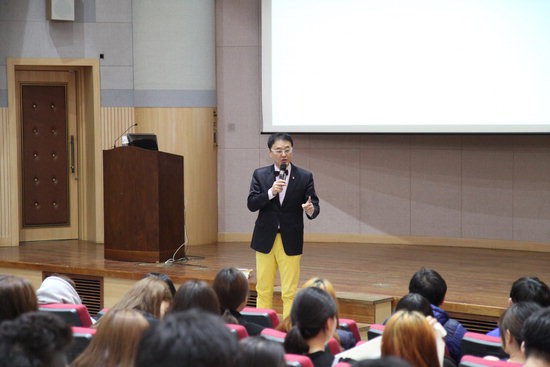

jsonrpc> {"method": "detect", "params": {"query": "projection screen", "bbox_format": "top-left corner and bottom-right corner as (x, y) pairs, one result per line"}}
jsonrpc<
(261, 0), (550, 133)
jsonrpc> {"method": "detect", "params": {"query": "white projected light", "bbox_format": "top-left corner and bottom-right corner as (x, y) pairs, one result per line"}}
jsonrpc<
(261, 0), (550, 133)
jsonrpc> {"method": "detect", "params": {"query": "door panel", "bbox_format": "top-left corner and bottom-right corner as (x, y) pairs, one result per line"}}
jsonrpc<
(21, 85), (70, 226)
(16, 70), (78, 241)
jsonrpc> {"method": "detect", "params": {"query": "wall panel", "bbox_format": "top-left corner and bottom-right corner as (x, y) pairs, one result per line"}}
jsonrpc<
(0, 108), (10, 244)
(100, 107), (135, 150)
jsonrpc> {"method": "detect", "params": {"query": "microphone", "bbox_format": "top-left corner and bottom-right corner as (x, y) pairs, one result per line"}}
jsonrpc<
(113, 122), (138, 148)
(277, 163), (287, 181)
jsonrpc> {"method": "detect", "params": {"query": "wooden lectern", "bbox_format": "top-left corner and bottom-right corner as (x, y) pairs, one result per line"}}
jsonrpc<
(103, 146), (184, 262)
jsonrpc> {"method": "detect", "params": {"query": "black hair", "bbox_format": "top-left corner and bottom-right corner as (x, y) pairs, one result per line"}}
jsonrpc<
(284, 287), (337, 355)
(509, 276), (550, 307)
(395, 293), (434, 317)
(521, 307), (550, 363)
(267, 133), (293, 149)
(213, 267), (249, 312)
(236, 336), (286, 367)
(499, 301), (542, 347)
(146, 272), (177, 298)
(170, 280), (220, 315)
(0, 311), (72, 367)
(135, 309), (238, 367)
(408, 268), (447, 306)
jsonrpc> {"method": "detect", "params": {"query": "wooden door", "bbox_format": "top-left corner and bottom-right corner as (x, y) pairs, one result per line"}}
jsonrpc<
(16, 70), (79, 241)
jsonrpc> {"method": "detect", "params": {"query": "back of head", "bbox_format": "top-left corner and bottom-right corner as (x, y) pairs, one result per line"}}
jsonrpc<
(0, 311), (72, 367)
(381, 310), (439, 367)
(498, 302), (542, 348)
(146, 272), (176, 298)
(135, 309), (239, 367)
(111, 277), (172, 319)
(395, 293), (434, 317)
(36, 275), (82, 305)
(521, 307), (550, 364)
(284, 287), (337, 354)
(171, 280), (220, 315)
(213, 267), (249, 312)
(72, 309), (149, 367)
(408, 268), (447, 306)
(509, 276), (550, 307)
(302, 277), (337, 300)
(237, 337), (286, 367)
(0, 274), (38, 323)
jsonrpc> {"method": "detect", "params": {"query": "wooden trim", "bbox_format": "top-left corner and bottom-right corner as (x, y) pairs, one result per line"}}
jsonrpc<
(218, 232), (550, 252)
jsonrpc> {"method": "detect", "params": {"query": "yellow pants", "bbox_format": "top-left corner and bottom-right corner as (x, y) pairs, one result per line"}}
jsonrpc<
(255, 234), (301, 320)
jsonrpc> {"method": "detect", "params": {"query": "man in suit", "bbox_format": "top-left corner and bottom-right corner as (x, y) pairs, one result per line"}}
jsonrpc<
(247, 133), (320, 319)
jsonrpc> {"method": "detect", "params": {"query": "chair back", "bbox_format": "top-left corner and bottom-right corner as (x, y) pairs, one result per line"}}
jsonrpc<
(261, 327), (287, 344)
(461, 332), (507, 359)
(285, 354), (314, 367)
(326, 336), (342, 355)
(459, 355), (522, 367)
(226, 323), (249, 340)
(367, 324), (385, 340)
(241, 307), (280, 328)
(339, 318), (361, 342)
(67, 326), (96, 362)
(39, 303), (93, 327)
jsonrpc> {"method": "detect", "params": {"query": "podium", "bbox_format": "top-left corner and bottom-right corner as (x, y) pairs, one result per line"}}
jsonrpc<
(103, 146), (184, 262)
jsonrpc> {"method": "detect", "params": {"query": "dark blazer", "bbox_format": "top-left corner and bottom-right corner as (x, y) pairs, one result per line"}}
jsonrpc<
(247, 164), (319, 256)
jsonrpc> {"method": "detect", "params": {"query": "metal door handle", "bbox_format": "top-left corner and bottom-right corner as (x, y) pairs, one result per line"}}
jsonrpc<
(70, 135), (77, 177)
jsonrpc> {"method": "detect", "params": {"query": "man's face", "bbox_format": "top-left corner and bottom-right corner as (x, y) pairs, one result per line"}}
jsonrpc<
(269, 139), (293, 168)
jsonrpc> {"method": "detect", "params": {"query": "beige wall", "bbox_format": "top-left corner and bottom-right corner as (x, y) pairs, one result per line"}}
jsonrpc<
(0, 108), (9, 244)
(215, 0), (550, 249)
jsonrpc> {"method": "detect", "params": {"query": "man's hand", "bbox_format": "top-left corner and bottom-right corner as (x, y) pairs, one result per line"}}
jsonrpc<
(302, 196), (314, 216)
(271, 179), (286, 195)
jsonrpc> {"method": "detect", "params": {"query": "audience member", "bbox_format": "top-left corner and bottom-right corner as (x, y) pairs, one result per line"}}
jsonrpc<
(284, 287), (337, 367)
(521, 307), (550, 367)
(494, 302), (542, 364)
(213, 267), (264, 335)
(408, 267), (466, 363)
(170, 279), (220, 315)
(146, 272), (177, 298)
(37, 274), (82, 305)
(236, 336), (286, 367)
(381, 310), (440, 367)
(135, 309), (239, 367)
(487, 276), (550, 337)
(99, 276), (172, 326)
(0, 311), (72, 367)
(71, 309), (149, 367)
(278, 277), (356, 349)
(335, 293), (446, 367)
(0, 274), (38, 323)
(355, 357), (412, 367)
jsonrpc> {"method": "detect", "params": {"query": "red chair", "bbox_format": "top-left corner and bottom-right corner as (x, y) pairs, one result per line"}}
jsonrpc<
(327, 336), (342, 355)
(67, 326), (96, 362)
(260, 327), (286, 344)
(459, 355), (522, 367)
(241, 307), (280, 328)
(339, 318), (361, 342)
(334, 363), (353, 367)
(366, 324), (384, 340)
(461, 332), (507, 359)
(226, 323), (249, 340)
(39, 303), (93, 327)
(285, 354), (314, 367)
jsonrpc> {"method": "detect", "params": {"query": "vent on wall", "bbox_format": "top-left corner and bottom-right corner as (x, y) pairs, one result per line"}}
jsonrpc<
(42, 272), (103, 316)
(47, 0), (75, 21)
(448, 311), (499, 334)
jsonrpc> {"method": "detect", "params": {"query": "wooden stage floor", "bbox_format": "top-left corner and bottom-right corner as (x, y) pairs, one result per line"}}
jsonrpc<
(1, 240), (549, 326)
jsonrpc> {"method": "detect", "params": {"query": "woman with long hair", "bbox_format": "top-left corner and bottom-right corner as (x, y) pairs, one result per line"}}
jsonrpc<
(381, 310), (439, 367)
(498, 302), (542, 363)
(284, 287), (337, 367)
(0, 274), (38, 323)
(71, 309), (149, 367)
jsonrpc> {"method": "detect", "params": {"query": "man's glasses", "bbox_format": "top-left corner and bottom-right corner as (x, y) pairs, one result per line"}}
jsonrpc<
(271, 147), (293, 155)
